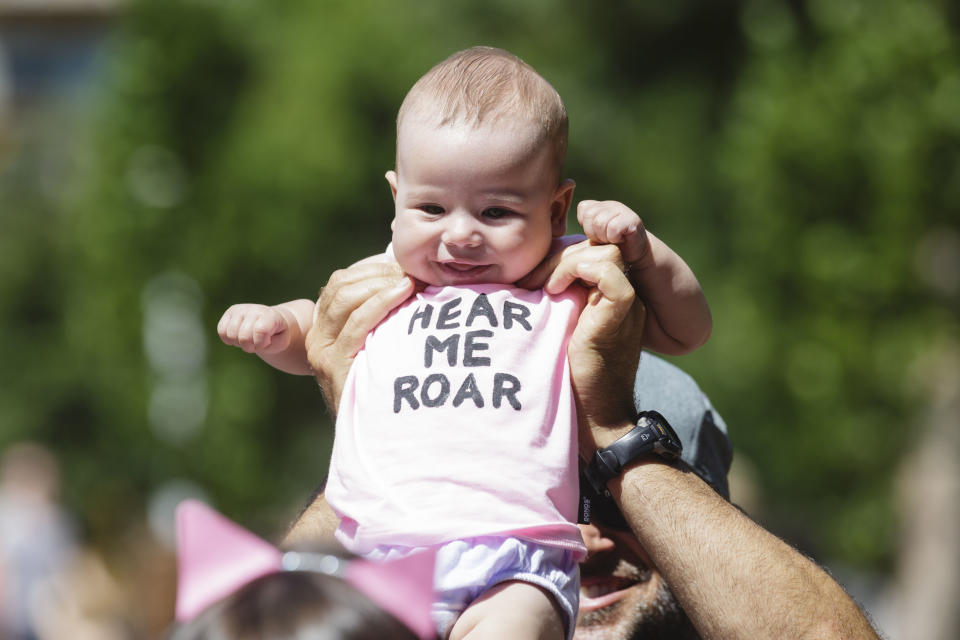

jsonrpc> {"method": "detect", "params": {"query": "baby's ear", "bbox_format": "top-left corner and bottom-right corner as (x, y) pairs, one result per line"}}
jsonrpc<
(385, 170), (398, 201)
(386, 171), (398, 232)
(550, 179), (575, 237)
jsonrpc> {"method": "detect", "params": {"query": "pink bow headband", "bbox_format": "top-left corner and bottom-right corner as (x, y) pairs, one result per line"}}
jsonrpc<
(174, 500), (436, 640)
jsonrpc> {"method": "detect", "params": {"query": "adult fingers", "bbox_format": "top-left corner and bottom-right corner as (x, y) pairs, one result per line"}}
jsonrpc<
(542, 243), (625, 296)
(567, 257), (637, 340)
(307, 270), (414, 413)
(313, 262), (408, 340)
(562, 247), (646, 447)
(313, 275), (415, 361)
(515, 238), (593, 290)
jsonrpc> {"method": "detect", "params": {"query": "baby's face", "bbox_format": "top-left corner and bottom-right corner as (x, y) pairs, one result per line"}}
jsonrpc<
(388, 118), (571, 286)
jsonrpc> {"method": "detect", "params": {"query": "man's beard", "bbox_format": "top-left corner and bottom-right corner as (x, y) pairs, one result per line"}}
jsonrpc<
(578, 580), (700, 640)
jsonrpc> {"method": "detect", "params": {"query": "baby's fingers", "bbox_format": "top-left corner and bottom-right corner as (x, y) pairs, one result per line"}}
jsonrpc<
(604, 213), (641, 244)
(218, 306), (248, 347)
(251, 313), (289, 353)
(578, 200), (637, 244)
(235, 314), (263, 352)
(235, 309), (281, 353)
(218, 304), (282, 353)
(577, 200), (609, 242)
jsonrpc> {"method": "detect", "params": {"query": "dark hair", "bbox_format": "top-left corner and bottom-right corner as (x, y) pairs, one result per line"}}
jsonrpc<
(170, 570), (423, 640)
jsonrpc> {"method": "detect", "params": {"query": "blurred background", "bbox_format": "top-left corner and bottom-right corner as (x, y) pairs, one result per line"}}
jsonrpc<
(0, 0), (957, 637)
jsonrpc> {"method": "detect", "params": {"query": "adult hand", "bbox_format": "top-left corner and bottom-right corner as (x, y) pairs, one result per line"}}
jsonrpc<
(518, 240), (646, 457)
(305, 262), (415, 414)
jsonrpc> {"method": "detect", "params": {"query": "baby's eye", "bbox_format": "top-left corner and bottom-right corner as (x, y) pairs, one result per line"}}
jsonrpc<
(482, 207), (513, 219)
(419, 205), (445, 215)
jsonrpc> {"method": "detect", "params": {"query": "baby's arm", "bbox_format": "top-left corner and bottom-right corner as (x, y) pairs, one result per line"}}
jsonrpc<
(577, 200), (711, 355)
(217, 254), (395, 375)
(217, 299), (316, 375)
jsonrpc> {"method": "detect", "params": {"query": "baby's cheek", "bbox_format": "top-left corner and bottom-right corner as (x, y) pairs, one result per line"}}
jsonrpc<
(509, 244), (553, 281)
(391, 237), (441, 285)
(392, 247), (421, 278)
(389, 238), (414, 271)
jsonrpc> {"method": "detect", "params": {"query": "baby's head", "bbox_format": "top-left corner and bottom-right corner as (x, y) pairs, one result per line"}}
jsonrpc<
(172, 501), (435, 640)
(171, 570), (421, 640)
(387, 47), (575, 286)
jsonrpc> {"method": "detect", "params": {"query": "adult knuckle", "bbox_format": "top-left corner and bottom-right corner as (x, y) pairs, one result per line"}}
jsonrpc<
(600, 244), (622, 261)
(329, 285), (355, 312)
(383, 262), (404, 276)
(315, 350), (331, 370)
(603, 261), (624, 278)
(310, 347), (332, 372)
(327, 268), (350, 289)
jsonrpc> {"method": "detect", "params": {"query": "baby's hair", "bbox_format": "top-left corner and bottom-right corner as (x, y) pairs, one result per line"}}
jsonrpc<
(397, 46), (568, 178)
(170, 570), (422, 640)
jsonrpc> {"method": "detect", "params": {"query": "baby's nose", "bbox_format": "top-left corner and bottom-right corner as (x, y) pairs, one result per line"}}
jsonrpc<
(442, 212), (482, 247)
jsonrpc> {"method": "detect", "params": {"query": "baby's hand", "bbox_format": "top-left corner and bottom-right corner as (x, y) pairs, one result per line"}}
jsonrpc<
(217, 304), (290, 354)
(577, 200), (651, 266)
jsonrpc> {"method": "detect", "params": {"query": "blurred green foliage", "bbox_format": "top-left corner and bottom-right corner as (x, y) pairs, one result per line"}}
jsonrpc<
(1, 0), (957, 571)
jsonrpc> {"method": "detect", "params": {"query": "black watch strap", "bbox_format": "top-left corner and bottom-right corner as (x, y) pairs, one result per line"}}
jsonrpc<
(584, 410), (683, 497)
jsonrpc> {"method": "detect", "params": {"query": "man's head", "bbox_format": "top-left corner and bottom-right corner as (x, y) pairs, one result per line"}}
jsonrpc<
(575, 522), (700, 640)
(387, 47), (574, 286)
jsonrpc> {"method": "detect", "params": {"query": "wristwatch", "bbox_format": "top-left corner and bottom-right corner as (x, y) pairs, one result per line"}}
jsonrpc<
(584, 410), (683, 497)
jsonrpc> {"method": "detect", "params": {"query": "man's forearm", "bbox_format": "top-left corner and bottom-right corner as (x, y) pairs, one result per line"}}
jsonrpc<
(281, 491), (340, 549)
(608, 462), (880, 640)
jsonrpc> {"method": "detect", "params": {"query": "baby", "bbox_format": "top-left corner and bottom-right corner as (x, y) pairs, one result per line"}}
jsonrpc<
(218, 47), (710, 640)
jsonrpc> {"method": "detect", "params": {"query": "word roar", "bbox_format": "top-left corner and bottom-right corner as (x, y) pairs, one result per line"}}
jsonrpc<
(393, 372), (522, 413)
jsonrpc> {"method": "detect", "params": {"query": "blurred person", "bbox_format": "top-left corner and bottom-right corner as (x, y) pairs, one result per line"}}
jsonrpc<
(29, 547), (128, 640)
(289, 252), (882, 639)
(170, 500), (434, 640)
(218, 46), (710, 640)
(0, 442), (76, 640)
(0, 43), (11, 162)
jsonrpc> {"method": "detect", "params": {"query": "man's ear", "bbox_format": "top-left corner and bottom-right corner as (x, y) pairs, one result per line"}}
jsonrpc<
(385, 170), (398, 201)
(550, 179), (576, 237)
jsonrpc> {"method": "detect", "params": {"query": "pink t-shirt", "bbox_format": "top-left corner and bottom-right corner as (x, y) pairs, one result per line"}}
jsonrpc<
(326, 284), (587, 555)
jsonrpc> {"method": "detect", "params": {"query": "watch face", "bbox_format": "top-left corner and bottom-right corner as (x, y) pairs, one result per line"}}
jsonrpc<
(641, 411), (683, 459)
(579, 412), (685, 531)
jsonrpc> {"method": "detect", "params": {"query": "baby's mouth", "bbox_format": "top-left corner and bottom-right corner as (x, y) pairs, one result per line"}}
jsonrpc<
(437, 261), (490, 276)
